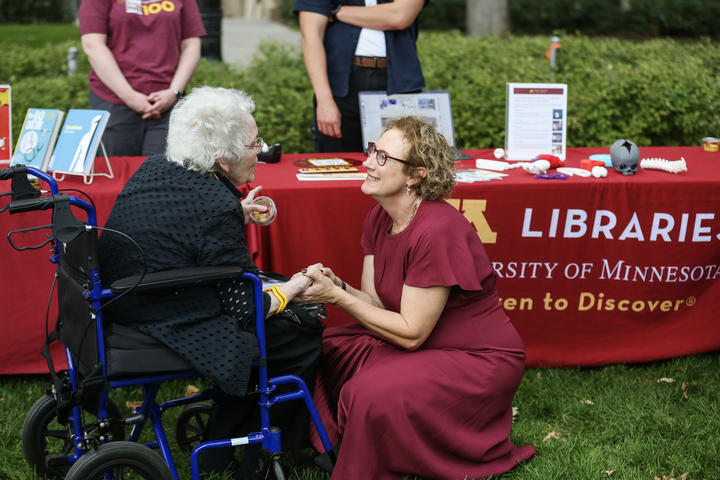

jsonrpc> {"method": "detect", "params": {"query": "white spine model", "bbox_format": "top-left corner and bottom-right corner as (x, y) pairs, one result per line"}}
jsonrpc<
(639, 157), (688, 174)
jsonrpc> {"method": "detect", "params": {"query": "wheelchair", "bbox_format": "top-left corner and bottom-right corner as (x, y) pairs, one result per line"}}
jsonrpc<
(1, 165), (336, 480)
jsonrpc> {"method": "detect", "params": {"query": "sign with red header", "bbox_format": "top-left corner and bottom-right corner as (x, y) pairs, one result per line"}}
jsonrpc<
(505, 82), (568, 161)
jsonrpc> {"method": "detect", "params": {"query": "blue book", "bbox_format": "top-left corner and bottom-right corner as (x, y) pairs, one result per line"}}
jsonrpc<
(11, 108), (65, 170)
(49, 109), (110, 175)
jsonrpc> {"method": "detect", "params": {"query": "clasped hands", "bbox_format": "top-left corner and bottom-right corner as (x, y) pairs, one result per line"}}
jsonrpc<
(125, 88), (179, 119)
(292, 264), (343, 305)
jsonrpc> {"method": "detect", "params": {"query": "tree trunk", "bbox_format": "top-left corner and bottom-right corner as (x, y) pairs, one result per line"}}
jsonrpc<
(466, 0), (509, 36)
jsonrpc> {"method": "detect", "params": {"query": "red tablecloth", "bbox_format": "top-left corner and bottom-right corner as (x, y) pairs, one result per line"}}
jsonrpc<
(2, 147), (719, 373)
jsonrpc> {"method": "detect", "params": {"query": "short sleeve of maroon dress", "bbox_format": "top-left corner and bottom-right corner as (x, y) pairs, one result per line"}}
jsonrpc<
(362, 200), (497, 295)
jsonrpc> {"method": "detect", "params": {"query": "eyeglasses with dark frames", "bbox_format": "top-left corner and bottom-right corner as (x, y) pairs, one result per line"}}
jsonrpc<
(246, 136), (264, 151)
(367, 142), (410, 166)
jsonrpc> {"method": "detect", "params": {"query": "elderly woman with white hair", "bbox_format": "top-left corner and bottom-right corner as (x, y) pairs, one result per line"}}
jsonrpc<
(98, 86), (320, 477)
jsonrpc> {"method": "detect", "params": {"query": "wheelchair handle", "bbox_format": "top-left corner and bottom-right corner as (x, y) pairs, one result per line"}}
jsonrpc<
(8, 194), (97, 227)
(0, 165), (23, 181)
(0, 165), (59, 194)
(8, 196), (57, 214)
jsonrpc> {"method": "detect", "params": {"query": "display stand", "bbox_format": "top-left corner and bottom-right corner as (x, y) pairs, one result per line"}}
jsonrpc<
(52, 141), (114, 185)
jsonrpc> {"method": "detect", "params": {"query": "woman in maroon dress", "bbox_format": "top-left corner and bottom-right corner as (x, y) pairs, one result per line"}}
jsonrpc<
(300, 116), (536, 479)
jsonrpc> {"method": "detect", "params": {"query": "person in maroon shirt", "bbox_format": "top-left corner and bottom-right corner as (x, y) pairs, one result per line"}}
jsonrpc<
(79, 0), (205, 157)
(300, 116), (536, 479)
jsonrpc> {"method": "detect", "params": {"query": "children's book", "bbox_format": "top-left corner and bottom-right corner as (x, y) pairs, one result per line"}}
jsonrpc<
(0, 85), (11, 163)
(49, 109), (110, 175)
(11, 108), (65, 170)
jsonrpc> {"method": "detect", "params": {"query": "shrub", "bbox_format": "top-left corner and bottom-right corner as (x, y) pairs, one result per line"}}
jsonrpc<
(274, 0), (466, 32)
(418, 0), (466, 32)
(418, 32), (720, 148)
(0, 40), (86, 82)
(275, 0), (720, 38)
(0, 0), (75, 23)
(508, 0), (720, 38)
(5, 33), (720, 154)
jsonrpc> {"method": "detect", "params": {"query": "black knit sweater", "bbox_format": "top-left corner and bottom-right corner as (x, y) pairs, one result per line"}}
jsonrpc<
(98, 154), (266, 395)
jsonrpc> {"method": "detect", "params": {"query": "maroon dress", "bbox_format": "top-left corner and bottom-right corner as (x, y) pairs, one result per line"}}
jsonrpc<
(310, 200), (536, 479)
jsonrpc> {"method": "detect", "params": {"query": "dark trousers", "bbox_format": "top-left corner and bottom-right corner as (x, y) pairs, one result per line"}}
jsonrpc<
(312, 65), (387, 153)
(199, 313), (323, 475)
(89, 90), (171, 157)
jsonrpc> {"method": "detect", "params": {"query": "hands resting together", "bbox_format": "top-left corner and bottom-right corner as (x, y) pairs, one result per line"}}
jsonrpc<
(285, 264), (344, 305)
(297, 264), (346, 305)
(264, 263), (344, 318)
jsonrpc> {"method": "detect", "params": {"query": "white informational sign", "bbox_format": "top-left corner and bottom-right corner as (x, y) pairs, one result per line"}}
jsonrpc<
(359, 90), (457, 150)
(504, 83), (568, 161)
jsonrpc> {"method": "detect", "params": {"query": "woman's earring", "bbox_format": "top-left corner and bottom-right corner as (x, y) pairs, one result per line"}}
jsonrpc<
(406, 185), (411, 195)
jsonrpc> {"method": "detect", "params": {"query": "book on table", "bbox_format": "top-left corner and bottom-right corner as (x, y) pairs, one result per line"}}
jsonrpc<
(11, 108), (65, 170)
(0, 85), (11, 163)
(48, 109), (110, 175)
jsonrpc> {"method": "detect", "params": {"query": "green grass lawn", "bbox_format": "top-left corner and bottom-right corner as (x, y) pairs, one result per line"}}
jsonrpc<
(0, 24), (79, 48)
(1, 351), (718, 479)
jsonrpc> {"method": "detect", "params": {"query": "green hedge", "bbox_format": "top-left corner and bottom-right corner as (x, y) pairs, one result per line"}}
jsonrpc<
(4, 33), (720, 153)
(509, 0), (720, 38)
(274, 0), (466, 32)
(419, 32), (720, 148)
(276, 0), (719, 37)
(0, 0), (75, 23)
(5, 0), (718, 37)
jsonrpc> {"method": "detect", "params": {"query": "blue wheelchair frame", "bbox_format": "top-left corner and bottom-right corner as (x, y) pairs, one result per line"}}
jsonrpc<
(2, 165), (335, 479)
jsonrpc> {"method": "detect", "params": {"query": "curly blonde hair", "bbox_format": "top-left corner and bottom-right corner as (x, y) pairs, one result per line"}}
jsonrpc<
(384, 116), (456, 200)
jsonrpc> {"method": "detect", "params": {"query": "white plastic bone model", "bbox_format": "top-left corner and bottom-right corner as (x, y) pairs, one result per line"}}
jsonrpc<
(591, 166), (608, 178)
(521, 159), (551, 175)
(556, 167), (591, 177)
(474, 159), (524, 171)
(640, 157), (688, 174)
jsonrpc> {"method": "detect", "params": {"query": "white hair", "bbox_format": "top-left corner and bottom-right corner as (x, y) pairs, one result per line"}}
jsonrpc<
(166, 86), (256, 173)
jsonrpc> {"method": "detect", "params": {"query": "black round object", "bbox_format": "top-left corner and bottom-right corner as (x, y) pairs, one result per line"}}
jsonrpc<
(22, 393), (124, 479)
(64, 441), (172, 480)
(174, 402), (213, 453)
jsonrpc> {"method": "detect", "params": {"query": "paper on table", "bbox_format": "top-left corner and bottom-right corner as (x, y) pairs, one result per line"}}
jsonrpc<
(455, 169), (507, 183)
(296, 172), (367, 181)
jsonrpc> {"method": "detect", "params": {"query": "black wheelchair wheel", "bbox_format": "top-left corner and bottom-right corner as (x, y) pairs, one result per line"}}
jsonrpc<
(22, 393), (124, 479)
(174, 402), (213, 453)
(64, 441), (172, 480)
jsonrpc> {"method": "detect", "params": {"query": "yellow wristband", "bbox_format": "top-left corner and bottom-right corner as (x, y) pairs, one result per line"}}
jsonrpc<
(274, 286), (289, 313)
(264, 287), (285, 314)
(264, 285), (288, 314)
